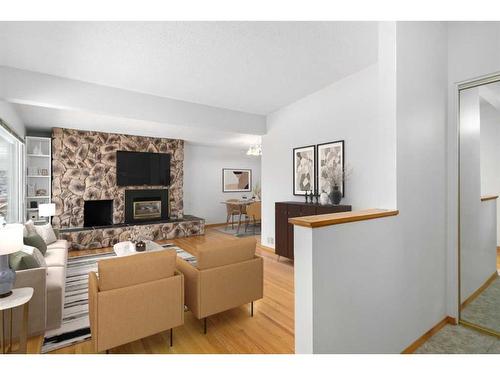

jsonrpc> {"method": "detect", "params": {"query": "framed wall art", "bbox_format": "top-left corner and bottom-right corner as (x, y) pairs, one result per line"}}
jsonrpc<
(222, 168), (252, 192)
(293, 145), (316, 195)
(317, 140), (344, 197)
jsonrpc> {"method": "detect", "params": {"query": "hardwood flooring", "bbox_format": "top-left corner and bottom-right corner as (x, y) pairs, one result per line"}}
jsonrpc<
(27, 228), (295, 354)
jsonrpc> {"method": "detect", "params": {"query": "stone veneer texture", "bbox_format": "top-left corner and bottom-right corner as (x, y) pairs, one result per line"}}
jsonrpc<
(51, 127), (184, 228)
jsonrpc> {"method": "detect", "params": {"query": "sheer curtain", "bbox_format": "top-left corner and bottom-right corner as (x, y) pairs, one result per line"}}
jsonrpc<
(0, 122), (24, 224)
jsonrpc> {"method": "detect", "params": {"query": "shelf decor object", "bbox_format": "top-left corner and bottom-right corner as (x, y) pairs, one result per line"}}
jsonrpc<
(0, 224), (23, 298)
(25, 136), (51, 223)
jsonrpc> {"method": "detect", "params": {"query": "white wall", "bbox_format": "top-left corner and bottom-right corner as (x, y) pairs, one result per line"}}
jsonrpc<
(446, 22), (500, 317)
(480, 99), (500, 245)
(261, 55), (397, 248)
(183, 143), (261, 224)
(0, 100), (25, 137)
(293, 21), (448, 353)
(392, 20), (448, 342)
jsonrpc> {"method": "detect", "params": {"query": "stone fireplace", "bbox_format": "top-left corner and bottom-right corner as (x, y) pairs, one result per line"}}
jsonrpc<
(52, 128), (205, 251)
(124, 189), (168, 224)
(51, 128), (184, 228)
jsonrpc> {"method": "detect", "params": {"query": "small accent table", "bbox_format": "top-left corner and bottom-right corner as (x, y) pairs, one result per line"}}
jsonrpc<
(113, 240), (165, 257)
(0, 287), (33, 354)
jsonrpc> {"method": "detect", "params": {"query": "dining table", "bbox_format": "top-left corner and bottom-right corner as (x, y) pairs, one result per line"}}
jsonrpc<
(221, 199), (261, 234)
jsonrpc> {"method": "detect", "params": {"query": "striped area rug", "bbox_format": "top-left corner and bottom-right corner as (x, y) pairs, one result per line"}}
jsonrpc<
(41, 252), (115, 353)
(42, 244), (195, 353)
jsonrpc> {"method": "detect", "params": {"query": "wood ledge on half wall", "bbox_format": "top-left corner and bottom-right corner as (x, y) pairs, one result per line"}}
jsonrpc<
(288, 208), (399, 228)
(480, 195), (499, 202)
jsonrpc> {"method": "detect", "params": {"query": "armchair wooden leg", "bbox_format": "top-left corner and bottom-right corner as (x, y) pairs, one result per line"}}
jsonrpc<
(106, 349), (110, 354)
(204, 317), (207, 334)
(170, 328), (173, 347)
(251, 301), (254, 317)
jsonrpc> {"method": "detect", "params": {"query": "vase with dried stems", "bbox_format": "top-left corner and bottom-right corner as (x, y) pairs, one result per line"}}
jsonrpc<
(329, 165), (353, 205)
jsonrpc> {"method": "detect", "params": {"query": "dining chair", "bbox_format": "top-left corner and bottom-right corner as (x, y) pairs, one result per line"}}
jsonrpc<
(245, 201), (261, 234)
(225, 199), (241, 229)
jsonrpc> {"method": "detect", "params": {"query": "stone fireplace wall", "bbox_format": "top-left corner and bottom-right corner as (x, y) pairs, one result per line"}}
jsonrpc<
(51, 128), (183, 228)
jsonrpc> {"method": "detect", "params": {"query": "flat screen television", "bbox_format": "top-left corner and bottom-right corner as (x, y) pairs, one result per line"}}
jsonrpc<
(116, 151), (171, 186)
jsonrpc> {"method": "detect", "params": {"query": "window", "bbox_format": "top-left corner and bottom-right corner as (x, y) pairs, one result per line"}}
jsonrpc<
(0, 120), (24, 224)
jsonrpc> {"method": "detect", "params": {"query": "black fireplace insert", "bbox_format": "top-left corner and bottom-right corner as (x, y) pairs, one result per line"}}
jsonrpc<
(125, 189), (168, 224)
(84, 200), (113, 227)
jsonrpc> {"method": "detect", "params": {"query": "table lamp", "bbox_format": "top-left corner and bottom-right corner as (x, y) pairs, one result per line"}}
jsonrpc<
(0, 224), (23, 298)
(39, 203), (56, 221)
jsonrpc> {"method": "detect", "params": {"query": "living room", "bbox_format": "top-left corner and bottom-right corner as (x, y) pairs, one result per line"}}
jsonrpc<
(1, 2), (500, 373)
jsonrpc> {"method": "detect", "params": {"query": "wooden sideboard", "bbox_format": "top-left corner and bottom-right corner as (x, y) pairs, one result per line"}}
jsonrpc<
(275, 201), (352, 259)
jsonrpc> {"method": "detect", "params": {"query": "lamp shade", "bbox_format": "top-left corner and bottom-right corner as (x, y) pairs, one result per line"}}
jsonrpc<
(39, 203), (56, 217)
(0, 224), (23, 255)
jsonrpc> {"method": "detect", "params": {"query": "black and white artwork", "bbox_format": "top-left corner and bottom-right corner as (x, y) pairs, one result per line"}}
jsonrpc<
(293, 145), (315, 195)
(317, 140), (344, 197)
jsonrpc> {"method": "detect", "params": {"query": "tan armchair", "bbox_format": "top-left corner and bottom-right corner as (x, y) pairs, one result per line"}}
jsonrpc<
(88, 250), (184, 353)
(176, 237), (263, 334)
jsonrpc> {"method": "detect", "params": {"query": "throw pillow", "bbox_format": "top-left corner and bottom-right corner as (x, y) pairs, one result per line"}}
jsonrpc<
(34, 223), (57, 245)
(24, 233), (48, 255)
(9, 247), (44, 271)
(22, 245), (47, 268)
(24, 219), (36, 236)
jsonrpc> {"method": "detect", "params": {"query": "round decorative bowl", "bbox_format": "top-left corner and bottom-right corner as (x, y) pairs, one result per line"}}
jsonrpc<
(135, 240), (146, 252)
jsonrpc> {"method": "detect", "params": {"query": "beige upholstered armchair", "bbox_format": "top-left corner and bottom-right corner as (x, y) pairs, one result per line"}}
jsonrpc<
(176, 237), (263, 333)
(88, 250), (184, 353)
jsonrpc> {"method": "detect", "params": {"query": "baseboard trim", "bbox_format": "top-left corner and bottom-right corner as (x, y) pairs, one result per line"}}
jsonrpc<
(461, 271), (498, 309)
(459, 319), (500, 338)
(205, 221), (254, 228)
(401, 316), (456, 354)
(257, 243), (276, 255)
(204, 222), (228, 228)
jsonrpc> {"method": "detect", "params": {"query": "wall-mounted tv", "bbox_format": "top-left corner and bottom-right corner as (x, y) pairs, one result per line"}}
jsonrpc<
(116, 151), (171, 186)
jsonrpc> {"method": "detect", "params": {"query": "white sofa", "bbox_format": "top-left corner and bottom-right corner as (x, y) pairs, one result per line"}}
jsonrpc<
(12, 239), (68, 338)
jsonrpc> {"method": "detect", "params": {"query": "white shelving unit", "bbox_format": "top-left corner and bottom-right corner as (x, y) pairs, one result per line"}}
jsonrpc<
(25, 136), (51, 224)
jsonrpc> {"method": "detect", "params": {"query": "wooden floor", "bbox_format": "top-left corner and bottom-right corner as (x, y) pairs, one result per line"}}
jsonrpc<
(27, 228), (295, 354)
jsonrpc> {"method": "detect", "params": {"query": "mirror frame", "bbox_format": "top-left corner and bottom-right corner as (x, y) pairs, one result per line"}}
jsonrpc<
(457, 72), (500, 338)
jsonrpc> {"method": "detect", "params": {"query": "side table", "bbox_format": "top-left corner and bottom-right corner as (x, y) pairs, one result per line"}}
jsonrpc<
(0, 287), (33, 354)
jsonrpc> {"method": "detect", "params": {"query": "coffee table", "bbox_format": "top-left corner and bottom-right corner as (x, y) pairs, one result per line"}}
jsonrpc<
(113, 240), (165, 257)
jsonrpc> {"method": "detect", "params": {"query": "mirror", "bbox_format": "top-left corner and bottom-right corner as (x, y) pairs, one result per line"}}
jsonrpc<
(459, 79), (500, 335)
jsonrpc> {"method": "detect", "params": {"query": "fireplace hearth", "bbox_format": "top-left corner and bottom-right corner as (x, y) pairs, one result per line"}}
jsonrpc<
(125, 189), (168, 224)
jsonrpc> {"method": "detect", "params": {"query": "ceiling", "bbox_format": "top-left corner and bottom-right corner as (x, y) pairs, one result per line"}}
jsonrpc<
(0, 21), (378, 115)
(13, 103), (262, 149)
